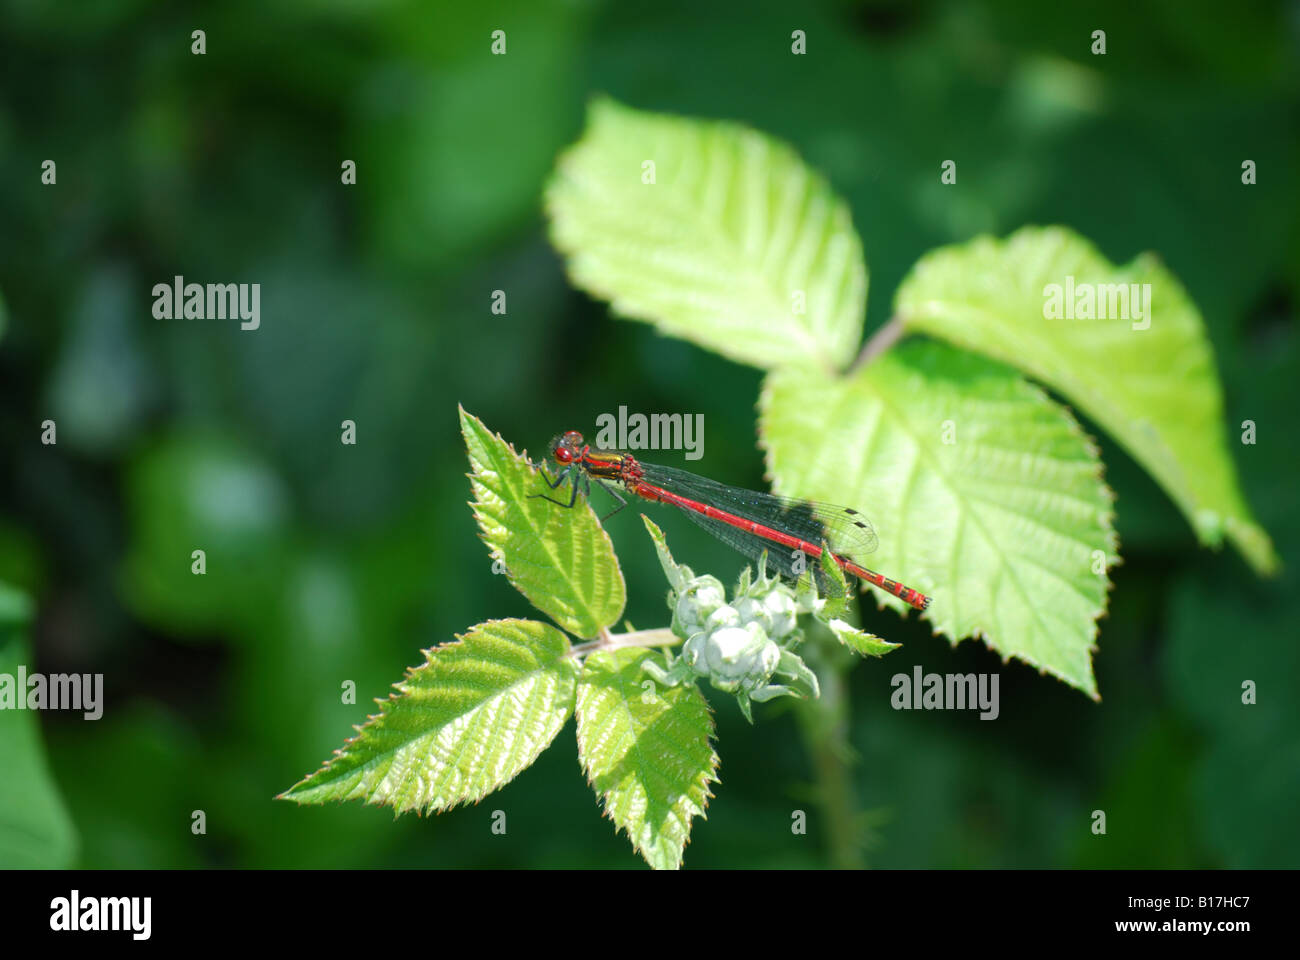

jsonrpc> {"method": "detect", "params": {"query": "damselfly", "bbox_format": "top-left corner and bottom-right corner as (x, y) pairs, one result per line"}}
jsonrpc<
(533, 431), (931, 611)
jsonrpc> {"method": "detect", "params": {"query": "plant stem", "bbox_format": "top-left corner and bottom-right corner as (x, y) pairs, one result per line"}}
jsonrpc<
(569, 627), (679, 658)
(794, 635), (866, 869)
(850, 315), (904, 373)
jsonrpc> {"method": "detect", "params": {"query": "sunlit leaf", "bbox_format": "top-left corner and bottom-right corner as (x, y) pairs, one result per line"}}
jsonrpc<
(762, 341), (1117, 698)
(895, 226), (1276, 575)
(576, 647), (717, 870)
(281, 619), (579, 813)
(462, 407), (625, 639)
(826, 618), (898, 658)
(547, 97), (866, 371)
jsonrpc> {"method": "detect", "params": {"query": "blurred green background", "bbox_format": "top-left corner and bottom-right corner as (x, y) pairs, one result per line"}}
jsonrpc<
(1, 0), (1297, 868)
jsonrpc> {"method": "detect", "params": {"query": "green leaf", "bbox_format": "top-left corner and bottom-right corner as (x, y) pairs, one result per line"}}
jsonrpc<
(546, 97), (866, 372)
(895, 225), (1276, 575)
(761, 340), (1117, 698)
(281, 619), (580, 813)
(0, 586), (78, 868)
(576, 647), (717, 870)
(810, 541), (852, 621)
(641, 515), (692, 593)
(461, 407), (625, 639)
(826, 618), (899, 658)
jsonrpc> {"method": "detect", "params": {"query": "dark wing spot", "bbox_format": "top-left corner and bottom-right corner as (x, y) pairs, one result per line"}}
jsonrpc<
(844, 508), (858, 515)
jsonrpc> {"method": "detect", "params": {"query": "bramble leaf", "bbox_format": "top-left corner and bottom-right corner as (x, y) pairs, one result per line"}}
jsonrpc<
(576, 647), (717, 870)
(547, 97), (866, 371)
(895, 226), (1275, 575)
(641, 514), (692, 593)
(461, 407), (625, 638)
(281, 619), (579, 813)
(826, 618), (899, 658)
(762, 340), (1117, 698)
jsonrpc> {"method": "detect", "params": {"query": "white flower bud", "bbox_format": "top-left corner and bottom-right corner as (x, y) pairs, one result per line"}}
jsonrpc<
(672, 575), (727, 636)
(704, 603), (741, 632)
(762, 590), (798, 640)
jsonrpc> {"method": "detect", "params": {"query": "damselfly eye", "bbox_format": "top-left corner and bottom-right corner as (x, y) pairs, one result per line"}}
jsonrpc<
(551, 431), (583, 464)
(551, 431), (584, 463)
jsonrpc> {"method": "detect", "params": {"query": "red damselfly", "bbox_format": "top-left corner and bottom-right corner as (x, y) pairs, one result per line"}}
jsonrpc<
(533, 431), (931, 612)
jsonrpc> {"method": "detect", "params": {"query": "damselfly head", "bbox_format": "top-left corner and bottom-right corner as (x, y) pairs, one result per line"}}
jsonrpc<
(551, 430), (586, 464)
